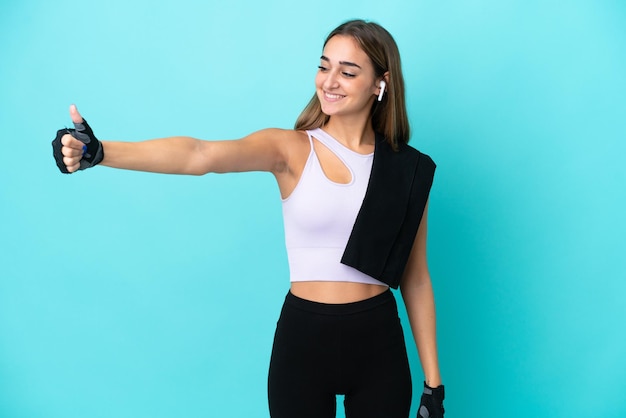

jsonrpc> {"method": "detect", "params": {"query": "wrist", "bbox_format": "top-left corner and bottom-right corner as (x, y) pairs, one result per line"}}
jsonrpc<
(425, 375), (442, 388)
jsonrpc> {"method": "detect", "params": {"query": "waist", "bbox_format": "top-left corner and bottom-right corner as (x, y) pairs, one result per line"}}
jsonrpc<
(290, 281), (389, 304)
(285, 285), (394, 313)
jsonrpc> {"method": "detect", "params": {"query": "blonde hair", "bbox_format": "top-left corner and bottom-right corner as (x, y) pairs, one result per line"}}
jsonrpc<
(295, 19), (410, 150)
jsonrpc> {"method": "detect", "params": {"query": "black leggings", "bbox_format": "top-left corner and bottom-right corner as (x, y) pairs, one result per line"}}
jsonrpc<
(268, 289), (412, 418)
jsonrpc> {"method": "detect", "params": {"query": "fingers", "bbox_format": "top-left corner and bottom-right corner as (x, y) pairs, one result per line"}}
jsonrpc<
(63, 154), (82, 172)
(61, 133), (84, 173)
(61, 133), (84, 150)
(64, 159), (81, 173)
(69, 104), (84, 125)
(61, 143), (83, 157)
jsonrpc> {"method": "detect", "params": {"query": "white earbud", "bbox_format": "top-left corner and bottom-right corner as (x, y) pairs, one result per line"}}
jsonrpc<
(377, 80), (386, 102)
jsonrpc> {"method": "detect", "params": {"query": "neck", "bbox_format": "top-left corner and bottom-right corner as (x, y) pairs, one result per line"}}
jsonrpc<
(323, 115), (375, 153)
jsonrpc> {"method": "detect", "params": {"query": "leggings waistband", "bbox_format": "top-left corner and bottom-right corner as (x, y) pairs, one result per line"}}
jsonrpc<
(284, 289), (395, 316)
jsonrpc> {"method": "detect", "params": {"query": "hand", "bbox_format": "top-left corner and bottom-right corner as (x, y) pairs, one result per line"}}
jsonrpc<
(418, 381), (445, 418)
(52, 104), (104, 173)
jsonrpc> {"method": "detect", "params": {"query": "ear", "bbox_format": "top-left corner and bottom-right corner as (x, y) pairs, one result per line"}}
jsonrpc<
(376, 72), (390, 101)
(376, 72), (390, 94)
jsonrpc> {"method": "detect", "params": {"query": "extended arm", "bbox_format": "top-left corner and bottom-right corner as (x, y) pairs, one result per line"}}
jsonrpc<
(58, 105), (289, 176)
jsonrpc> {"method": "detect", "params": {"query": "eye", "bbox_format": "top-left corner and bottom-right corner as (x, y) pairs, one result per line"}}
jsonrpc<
(317, 65), (328, 72)
(342, 72), (356, 78)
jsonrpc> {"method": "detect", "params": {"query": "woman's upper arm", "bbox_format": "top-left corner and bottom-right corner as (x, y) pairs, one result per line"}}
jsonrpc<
(400, 199), (431, 288)
(192, 128), (296, 175)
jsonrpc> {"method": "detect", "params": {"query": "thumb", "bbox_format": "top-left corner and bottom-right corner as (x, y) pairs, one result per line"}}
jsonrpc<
(69, 104), (84, 125)
(67, 104), (96, 144)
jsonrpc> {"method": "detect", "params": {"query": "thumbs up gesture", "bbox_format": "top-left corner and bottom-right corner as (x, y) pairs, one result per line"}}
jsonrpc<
(52, 105), (104, 173)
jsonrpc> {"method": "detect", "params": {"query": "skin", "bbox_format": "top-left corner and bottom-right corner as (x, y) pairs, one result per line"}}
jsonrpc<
(60, 34), (442, 387)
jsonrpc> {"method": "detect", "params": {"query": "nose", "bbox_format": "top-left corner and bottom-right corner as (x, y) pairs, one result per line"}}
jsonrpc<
(323, 71), (340, 90)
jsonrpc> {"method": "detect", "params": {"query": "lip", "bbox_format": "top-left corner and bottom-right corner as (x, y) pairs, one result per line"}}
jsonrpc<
(323, 91), (346, 102)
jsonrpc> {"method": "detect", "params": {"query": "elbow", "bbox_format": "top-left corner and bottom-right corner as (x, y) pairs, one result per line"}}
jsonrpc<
(399, 270), (433, 294)
(187, 166), (209, 176)
(185, 139), (213, 175)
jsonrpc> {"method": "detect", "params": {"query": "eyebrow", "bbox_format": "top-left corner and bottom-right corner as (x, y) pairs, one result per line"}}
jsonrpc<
(320, 55), (362, 69)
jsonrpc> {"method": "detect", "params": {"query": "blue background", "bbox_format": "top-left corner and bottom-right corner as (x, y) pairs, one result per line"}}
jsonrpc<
(1, 1), (625, 417)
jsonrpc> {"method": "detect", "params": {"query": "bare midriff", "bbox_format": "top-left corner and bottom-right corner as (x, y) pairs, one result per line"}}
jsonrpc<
(290, 281), (389, 304)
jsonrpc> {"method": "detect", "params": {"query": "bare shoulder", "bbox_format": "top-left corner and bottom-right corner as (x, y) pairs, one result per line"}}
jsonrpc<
(246, 128), (308, 146)
(246, 128), (309, 169)
(210, 128), (306, 177)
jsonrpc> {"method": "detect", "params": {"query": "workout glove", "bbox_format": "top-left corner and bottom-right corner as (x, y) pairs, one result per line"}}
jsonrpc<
(52, 118), (104, 173)
(418, 381), (445, 418)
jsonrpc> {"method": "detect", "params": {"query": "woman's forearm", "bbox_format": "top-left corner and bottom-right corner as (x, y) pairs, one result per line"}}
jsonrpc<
(401, 279), (442, 387)
(101, 136), (207, 175)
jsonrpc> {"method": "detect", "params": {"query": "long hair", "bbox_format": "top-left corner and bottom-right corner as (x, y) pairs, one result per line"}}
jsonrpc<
(294, 20), (410, 150)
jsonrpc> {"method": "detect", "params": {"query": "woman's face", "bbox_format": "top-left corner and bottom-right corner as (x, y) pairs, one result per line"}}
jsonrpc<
(315, 35), (379, 119)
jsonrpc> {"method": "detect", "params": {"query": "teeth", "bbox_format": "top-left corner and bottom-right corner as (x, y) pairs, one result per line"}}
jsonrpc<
(325, 92), (345, 99)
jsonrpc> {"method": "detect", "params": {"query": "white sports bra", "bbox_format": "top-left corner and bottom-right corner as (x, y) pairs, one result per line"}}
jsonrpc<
(282, 128), (387, 287)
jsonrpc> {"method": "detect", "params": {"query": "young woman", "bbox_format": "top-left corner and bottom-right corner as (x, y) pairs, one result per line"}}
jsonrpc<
(52, 19), (445, 418)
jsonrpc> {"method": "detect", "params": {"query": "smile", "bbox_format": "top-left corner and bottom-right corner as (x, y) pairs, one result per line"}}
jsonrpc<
(324, 91), (346, 101)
